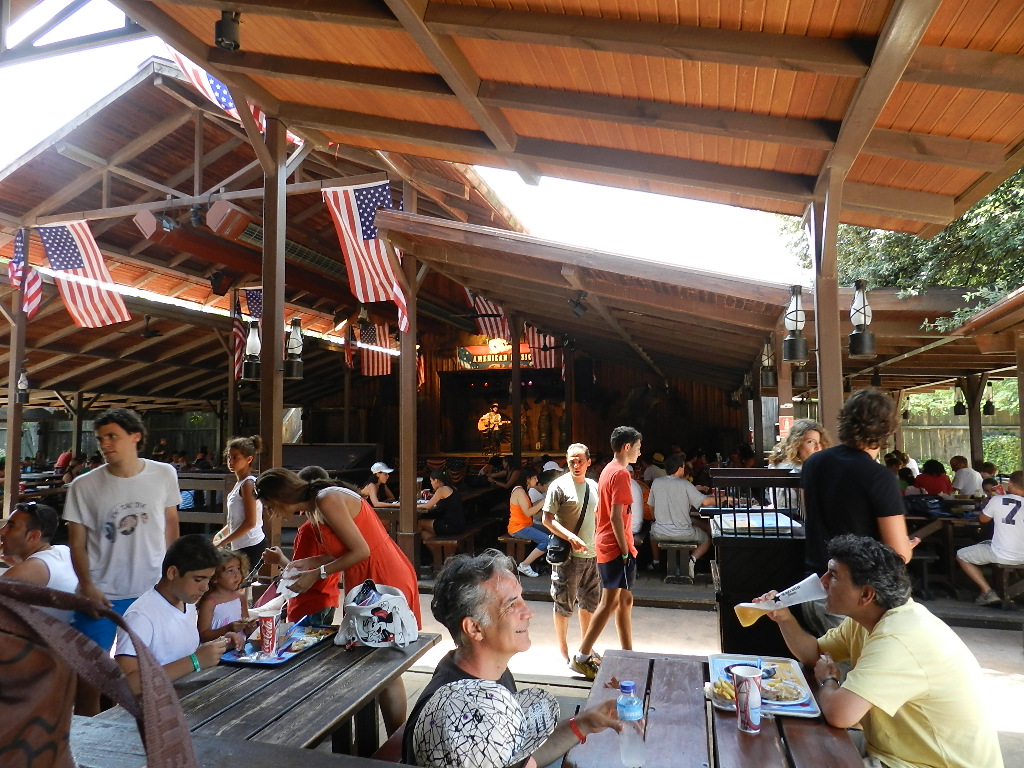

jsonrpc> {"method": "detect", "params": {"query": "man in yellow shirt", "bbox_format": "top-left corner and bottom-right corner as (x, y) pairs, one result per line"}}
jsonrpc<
(756, 534), (1002, 768)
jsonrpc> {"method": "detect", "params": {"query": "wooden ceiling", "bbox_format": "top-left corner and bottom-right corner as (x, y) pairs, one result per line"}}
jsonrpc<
(0, 59), (520, 410)
(99, 0), (1024, 236)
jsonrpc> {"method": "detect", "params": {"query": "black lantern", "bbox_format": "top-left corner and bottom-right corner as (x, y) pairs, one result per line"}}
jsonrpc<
(952, 386), (967, 416)
(15, 369), (29, 405)
(982, 382), (995, 416)
(241, 320), (261, 381)
(283, 318), (304, 380)
(792, 364), (809, 389)
(759, 339), (777, 387)
(848, 280), (876, 359)
(782, 285), (808, 363)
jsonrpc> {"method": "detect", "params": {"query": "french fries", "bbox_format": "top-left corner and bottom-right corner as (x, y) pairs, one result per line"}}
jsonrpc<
(712, 678), (735, 701)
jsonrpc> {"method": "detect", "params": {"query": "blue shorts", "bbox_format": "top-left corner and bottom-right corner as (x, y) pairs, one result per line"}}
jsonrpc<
(73, 598), (136, 651)
(598, 556), (636, 590)
(512, 524), (549, 551)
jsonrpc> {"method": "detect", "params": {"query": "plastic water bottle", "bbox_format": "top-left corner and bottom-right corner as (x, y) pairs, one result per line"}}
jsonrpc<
(616, 680), (646, 767)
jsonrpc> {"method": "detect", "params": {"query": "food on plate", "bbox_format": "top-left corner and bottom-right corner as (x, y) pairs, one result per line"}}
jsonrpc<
(712, 678), (735, 701)
(761, 679), (803, 702)
(289, 636), (317, 652)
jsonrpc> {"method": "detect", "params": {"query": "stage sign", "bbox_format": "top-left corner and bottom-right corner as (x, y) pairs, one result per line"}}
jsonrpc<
(458, 342), (534, 370)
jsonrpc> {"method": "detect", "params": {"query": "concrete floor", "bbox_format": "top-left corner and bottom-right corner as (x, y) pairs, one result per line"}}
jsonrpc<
(410, 593), (1024, 767)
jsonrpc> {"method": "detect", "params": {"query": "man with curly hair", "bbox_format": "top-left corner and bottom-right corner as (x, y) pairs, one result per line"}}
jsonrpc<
(800, 389), (918, 633)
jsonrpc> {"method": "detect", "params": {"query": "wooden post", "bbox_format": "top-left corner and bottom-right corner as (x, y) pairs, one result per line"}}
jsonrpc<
(962, 373), (986, 467)
(509, 314), (522, 465)
(775, 331), (794, 443)
(3, 230), (28, 519)
(225, 291), (238, 447)
(1017, 334), (1024, 466)
(752, 368), (765, 462)
(396, 181), (419, 565)
(563, 345), (574, 444)
(343, 364), (351, 442)
(72, 390), (84, 457)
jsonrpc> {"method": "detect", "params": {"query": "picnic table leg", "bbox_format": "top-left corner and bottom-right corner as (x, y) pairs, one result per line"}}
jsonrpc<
(332, 720), (353, 754)
(353, 698), (381, 757)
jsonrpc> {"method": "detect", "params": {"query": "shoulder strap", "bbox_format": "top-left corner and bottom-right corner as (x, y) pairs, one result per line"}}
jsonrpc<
(572, 482), (591, 535)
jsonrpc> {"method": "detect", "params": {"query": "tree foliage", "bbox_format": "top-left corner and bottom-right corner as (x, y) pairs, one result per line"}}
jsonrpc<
(778, 168), (1024, 327)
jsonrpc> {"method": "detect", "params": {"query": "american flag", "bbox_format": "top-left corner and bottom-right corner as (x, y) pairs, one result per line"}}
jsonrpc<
(343, 322), (354, 369)
(359, 322), (392, 376)
(524, 324), (561, 369)
(232, 296), (246, 381)
(243, 288), (263, 319)
(417, 351), (426, 391)
(8, 229), (42, 320)
(38, 222), (130, 328)
(322, 182), (408, 332)
(169, 49), (303, 145)
(464, 288), (510, 341)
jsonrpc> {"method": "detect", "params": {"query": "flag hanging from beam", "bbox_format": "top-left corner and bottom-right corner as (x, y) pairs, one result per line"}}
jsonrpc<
(417, 351), (426, 391)
(524, 324), (561, 369)
(322, 182), (409, 332)
(8, 229), (42, 320)
(464, 288), (510, 342)
(243, 288), (263, 319)
(359, 322), (392, 376)
(38, 222), (131, 328)
(343, 322), (355, 369)
(232, 296), (246, 381)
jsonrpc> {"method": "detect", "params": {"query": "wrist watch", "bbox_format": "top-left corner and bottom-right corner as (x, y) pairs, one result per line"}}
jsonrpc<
(318, 564), (328, 580)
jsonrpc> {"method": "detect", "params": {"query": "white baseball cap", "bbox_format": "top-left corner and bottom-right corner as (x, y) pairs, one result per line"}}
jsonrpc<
(542, 461), (561, 472)
(371, 462), (395, 474)
(413, 679), (559, 768)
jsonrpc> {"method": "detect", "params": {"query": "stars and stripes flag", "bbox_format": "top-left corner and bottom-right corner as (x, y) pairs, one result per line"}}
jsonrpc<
(417, 352), (426, 391)
(524, 324), (561, 369)
(243, 288), (263, 319)
(323, 182), (409, 332)
(464, 288), (511, 341)
(8, 229), (42, 320)
(169, 48), (302, 145)
(232, 297), (246, 381)
(359, 322), (393, 376)
(38, 222), (130, 328)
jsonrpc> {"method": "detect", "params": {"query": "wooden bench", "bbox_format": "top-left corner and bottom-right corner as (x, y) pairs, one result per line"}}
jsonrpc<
(991, 563), (1024, 608)
(497, 534), (530, 564)
(656, 541), (697, 585)
(423, 517), (497, 575)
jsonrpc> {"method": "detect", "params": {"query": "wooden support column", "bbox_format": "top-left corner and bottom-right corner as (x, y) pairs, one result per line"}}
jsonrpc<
(962, 373), (987, 466)
(259, 118), (287, 553)
(396, 181), (418, 565)
(893, 389), (905, 451)
(1017, 334), (1024, 465)
(807, 171), (845, 436)
(751, 369), (765, 461)
(225, 293), (238, 447)
(509, 313), (522, 465)
(72, 390), (84, 456)
(774, 331), (794, 441)
(2, 238), (27, 519)
(343, 364), (351, 442)
(563, 346), (574, 444)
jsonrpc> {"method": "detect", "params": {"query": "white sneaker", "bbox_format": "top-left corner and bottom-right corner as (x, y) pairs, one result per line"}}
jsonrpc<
(517, 562), (540, 578)
(687, 557), (696, 580)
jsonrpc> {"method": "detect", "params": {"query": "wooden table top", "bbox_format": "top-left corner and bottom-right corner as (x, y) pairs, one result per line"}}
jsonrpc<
(100, 632), (440, 750)
(564, 650), (861, 768)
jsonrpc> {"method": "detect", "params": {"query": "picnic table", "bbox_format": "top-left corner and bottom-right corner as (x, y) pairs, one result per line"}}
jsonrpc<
(906, 515), (984, 594)
(98, 631), (440, 756)
(563, 650), (861, 768)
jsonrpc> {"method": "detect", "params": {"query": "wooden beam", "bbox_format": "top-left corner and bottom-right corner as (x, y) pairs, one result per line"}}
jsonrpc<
(906, 45), (1024, 96)
(153, 0), (402, 28)
(56, 142), (189, 199)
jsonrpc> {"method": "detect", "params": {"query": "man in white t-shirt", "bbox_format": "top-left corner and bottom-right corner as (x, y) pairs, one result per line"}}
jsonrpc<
(950, 455), (984, 497)
(957, 470), (1024, 605)
(648, 457), (714, 579)
(64, 408), (181, 653)
(0, 502), (79, 623)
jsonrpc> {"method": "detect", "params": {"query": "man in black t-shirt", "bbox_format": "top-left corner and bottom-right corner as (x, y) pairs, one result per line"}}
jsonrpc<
(402, 550), (618, 766)
(800, 389), (918, 633)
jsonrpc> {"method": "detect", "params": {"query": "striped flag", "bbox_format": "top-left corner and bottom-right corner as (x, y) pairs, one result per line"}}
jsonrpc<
(322, 182), (408, 332)
(359, 322), (392, 376)
(232, 297), (246, 381)
(524, 324), (561, 369)
(38, 222), (130, 328)
(464, 288), (510, 341)
(243, 288), (263, 319)
(343, 322), (355, 369)
(417, 351), (426, 391)
(8, 229), (42, 320)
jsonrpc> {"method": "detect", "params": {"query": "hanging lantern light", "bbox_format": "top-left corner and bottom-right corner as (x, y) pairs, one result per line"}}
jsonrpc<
(782, 285), (808, 363)
(15, 368), (29, 405)
(283, 318), (304, 380)
(241, 320), (262, 381)
(792, 363), (809, 389)
(902, 395), (911, 420)
(759, 339), (777, 387)
(871, 368), (882, 388)
(848, 279), (876, 359)
(952, 385), (967, 416)
(982, 382), (995, 416)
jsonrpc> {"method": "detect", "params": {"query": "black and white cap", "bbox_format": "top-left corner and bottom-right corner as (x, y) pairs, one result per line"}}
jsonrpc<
(413, 679), (559, 768)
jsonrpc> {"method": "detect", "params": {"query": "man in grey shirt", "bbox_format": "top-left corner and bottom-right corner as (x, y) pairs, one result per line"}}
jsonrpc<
(648, 457), (713, 578)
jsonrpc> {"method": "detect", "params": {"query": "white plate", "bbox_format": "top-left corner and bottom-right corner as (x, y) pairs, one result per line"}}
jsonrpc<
(760, 679), (810, 706)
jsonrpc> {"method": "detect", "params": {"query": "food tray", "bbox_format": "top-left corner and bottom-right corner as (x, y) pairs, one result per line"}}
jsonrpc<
(707, 653), (821, 719)
(715, 512), (803, 535)
(220, 625), (337, 666)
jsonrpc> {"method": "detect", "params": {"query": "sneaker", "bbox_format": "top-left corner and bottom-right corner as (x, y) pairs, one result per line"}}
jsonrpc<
(517, 562), (540, 578)
(687, 557), (696, 581)
(569, 654), (600, 681)
(975, 590), (1000, 606)
(646, 561), (660, 572)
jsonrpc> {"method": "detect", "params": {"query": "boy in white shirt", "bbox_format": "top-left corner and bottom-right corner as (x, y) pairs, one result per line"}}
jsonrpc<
(114, 534), (242, 692)
(957, 470), (1024, 605)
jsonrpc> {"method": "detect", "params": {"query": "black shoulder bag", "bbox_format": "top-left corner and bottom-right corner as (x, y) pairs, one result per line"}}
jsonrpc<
(546, 482), (591, 565)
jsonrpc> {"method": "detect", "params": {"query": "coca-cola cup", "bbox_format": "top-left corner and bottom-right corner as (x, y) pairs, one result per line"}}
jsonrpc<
(256, 609), (278, 655)
(731, 665), (762, 734)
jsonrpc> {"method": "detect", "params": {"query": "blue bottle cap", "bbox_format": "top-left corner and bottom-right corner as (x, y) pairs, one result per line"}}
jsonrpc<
(620, 680), (636, 695)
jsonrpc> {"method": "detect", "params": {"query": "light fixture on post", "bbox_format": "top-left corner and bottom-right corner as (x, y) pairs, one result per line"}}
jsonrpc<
(952, 385), (967, 416)
(871, 368), (882, 388)
(759, 339), (777, 387)
(791, 363), (809, 389)
(782, 285), (808, 363)
(843, 377), (852, 394)
(568, 291), (588, 318)
(902, 395), (912, 420)
(208, 271), (232, 296)
(283, 318), (304, 380)
(982, 382), (995, 416)
(848, 279), (876, 359)
(215, 11), (241, 51)
(356, 305), (370, 331)
(241, 320), (261, 381)
(15, 368), (29, 404)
